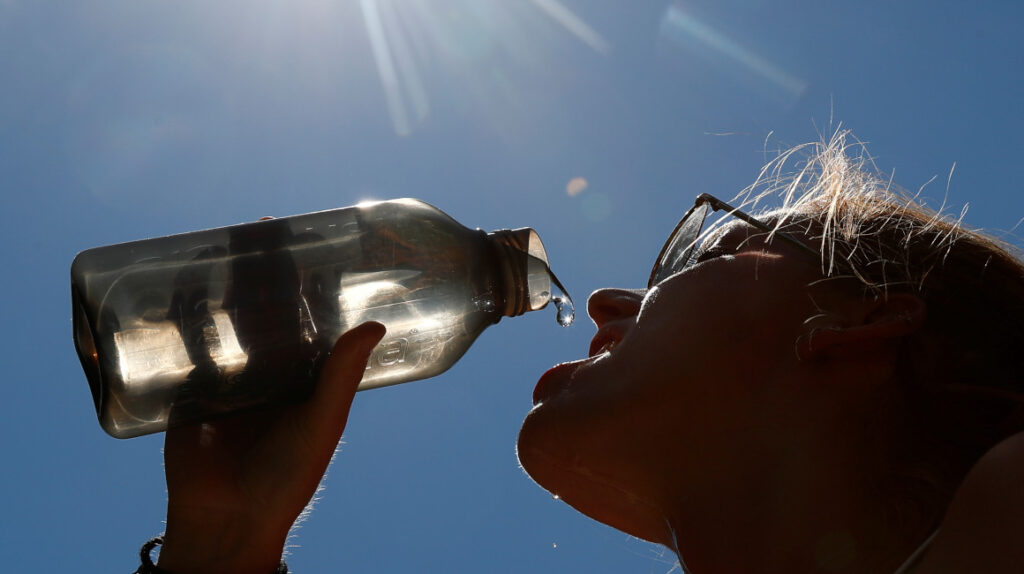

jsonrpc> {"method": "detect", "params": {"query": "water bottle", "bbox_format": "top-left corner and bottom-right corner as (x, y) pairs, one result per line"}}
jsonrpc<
(71, 198), (573, 438)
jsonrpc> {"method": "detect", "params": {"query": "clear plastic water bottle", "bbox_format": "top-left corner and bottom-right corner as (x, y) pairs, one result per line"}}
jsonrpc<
(71, 198), (572, 438)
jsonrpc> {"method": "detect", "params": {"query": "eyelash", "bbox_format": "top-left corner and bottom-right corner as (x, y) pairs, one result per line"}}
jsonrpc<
(694, 246), (726, 263)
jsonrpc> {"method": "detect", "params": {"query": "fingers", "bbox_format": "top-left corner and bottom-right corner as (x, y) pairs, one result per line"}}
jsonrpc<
(304, 322), (387, 444)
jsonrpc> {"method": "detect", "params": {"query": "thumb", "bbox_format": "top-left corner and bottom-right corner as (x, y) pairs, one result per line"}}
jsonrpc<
(304, 322), (387, 446)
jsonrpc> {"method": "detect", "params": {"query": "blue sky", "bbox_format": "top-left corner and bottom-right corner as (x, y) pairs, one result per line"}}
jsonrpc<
(2, 1), (1023, 571)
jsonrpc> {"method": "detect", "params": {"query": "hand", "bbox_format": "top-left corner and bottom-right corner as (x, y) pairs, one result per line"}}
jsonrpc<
(157, 322), (387, 574)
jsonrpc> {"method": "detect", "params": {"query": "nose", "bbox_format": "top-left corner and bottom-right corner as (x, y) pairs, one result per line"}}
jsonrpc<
(587, 288), (644, 328)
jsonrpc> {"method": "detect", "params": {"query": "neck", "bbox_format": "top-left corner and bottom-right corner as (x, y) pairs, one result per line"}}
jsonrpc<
(661, 453), (921, 573)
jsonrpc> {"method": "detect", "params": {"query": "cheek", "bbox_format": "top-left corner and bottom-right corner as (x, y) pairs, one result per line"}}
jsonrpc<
(652, 259), (812, 355)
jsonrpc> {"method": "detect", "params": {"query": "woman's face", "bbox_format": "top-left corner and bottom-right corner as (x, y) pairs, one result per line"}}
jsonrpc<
(517, 221), (835, 544)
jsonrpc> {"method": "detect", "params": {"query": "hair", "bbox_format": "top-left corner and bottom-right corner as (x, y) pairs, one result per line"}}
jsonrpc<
(735, 129), (1024, 539)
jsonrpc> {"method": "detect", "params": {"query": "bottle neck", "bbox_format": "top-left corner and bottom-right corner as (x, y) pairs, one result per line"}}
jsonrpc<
(487, 228), (552, 318)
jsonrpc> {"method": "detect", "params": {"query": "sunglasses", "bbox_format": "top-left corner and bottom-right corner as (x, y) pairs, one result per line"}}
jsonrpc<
(647, 193), (830, 289)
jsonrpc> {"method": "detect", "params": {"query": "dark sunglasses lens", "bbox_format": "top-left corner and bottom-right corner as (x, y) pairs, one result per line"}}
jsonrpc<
(651, 202), (710, 286)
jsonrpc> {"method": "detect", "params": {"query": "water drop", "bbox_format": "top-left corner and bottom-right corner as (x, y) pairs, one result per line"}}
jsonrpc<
(546, 268), (575, 327)
(552, 493), (561, 501)
(553, 297), (574, 327)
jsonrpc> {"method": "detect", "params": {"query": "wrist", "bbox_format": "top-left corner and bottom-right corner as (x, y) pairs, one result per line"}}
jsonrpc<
(157, 509), (290, 574)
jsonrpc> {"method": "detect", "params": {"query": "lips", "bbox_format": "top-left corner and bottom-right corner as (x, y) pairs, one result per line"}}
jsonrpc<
(532, 320), (630, 405)
(588, 321), (627, 358)
(532, 329), (625, 405)
(588, 332), (618, 358)
(532, 359), (586, 405)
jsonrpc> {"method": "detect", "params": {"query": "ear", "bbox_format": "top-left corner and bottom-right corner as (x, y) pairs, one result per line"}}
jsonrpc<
(797, 293), (927, 361)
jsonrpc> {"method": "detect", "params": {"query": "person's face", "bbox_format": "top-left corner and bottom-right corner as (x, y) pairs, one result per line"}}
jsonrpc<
(517, 221), (835, 544)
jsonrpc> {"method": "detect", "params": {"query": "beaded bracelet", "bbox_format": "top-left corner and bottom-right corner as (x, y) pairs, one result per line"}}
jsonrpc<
(134, 536), (289, 574)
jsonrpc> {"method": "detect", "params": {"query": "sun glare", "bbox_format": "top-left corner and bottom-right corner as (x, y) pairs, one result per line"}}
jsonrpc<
(358, 0), (609, 136)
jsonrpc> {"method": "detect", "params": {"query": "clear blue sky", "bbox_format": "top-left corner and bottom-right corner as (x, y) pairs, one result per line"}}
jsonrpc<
(2, 1), (1022, 571)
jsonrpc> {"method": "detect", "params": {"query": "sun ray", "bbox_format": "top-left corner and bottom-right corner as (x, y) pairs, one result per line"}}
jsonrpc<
(661, 5), (806, 98)
(360, 0), (410, 135)
(527, 0), (610, 54)
(360, 0), (609, 136)
(378, 0), (429, 126)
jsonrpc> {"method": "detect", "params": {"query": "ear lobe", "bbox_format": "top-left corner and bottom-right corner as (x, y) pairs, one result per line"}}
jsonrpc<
(797, 293), (927, 361)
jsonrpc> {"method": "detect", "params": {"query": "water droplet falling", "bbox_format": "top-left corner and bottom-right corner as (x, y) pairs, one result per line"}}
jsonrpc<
(546, 267), (575, 327)
(553, 297), (574, 327)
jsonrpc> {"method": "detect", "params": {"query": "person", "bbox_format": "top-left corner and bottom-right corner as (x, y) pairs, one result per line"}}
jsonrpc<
(138, 132), (1024, 573)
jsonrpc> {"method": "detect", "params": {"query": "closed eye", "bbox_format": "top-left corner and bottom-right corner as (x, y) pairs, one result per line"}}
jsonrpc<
(689, 224), (737, 264)
(693, 245), (728, 263)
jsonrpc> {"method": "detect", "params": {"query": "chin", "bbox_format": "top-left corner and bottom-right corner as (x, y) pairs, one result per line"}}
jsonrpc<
(517, 411), (672, 546)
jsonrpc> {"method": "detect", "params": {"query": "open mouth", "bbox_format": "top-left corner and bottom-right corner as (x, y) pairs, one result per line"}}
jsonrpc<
(590, 339), (617, 356)
(588, 328), (622, 358)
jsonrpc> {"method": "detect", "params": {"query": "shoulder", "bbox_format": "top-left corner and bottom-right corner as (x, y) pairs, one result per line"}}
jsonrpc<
(915, 432), (1024, 573)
